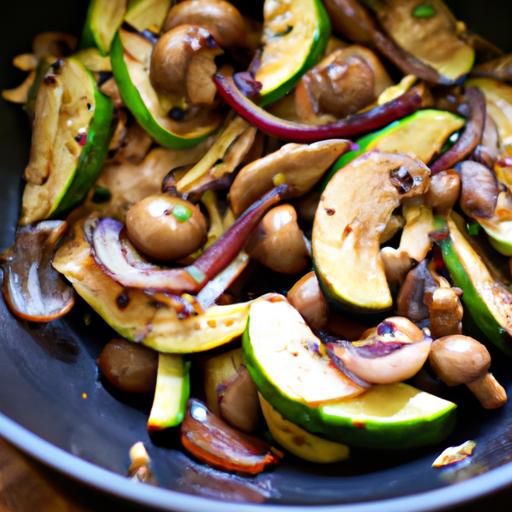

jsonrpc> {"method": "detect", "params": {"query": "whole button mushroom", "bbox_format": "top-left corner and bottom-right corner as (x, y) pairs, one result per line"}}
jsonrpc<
(245, 204), (310, 274)
(126, 194), (207, 261)
(287, 271), (329, 329)
(429, 335), (507, 409)
(164, 0), (247, 49)
(98, 339), (158, 394)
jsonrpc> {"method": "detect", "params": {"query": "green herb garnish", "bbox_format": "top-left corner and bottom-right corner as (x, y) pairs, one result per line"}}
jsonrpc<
(412, 3), (437, 18)
(172, 204), (192, 222)
(466, 222), (481, 236)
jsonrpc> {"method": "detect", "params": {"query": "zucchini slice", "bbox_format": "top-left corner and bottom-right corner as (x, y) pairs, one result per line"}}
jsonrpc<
(436, 214), (512, 357)
(125, 0), (171, 33)
(82, 0), (127, 55)
(367, 0), (474, 83)
(256, 0), (331, 105)
(244, 299), (456, 449)
(111, 29), (221, 149)
(324, 109), (464, 185)
(259, 394), (349, 463)
(148, 355), (190, 431)
(20, 58), (113, 225)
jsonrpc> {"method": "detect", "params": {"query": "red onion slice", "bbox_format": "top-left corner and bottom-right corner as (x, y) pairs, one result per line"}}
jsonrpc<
(431, 88), (486, 175)
(92, 186), (287, 293)
(213, 73), (423, 142)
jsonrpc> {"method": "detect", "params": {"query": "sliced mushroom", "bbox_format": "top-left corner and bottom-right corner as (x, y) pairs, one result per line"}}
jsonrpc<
(150, 25), (222, 105)
(380, 248), (413, 288)
(203, 348), (260, 434)
(177, 116), (256, 195)
(379, 214), (405, 244)
(32, 31), (77, 58)
(287, 271), (329, 329)
(430, 335), (507, 409)
(425, 287), (463, 339)
(230, 139), (351, 215)
(327, 317), (431, 385)
(84, 145), (208, 221)
(473, 115), (500, 169)
(425, 169), (461, 215)
(397, 260), (436, 322)
(459, 160), (499, 219)
(164, 0), (246, 48)
(2, 71), (35, 104)
(294, 46), (392, 124)
(0, 221), (74, 322)
(398, 199), (435, 263)
(246, 204), (309, 274)
(473, 53), (512, 82)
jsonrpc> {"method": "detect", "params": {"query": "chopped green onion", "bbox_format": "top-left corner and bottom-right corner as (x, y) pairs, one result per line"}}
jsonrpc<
(172, 204), (192, 222)
(412, 3), (437, 18)
(466, 222), (481, 236)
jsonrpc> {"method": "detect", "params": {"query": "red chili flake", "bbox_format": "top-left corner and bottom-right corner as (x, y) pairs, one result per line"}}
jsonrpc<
(75, 131), (88, 146)
(325, 207), (336, 216)
(352, 421), (366, 429)
(429, 229), (449, 242)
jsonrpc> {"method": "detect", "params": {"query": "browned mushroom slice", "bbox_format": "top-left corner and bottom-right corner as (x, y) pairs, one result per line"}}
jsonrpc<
(294, 45), (392, 124)
(181, 399), (281, 474)
(368, 0), (474, 83)
(164, 0), (247, 48)
(245, 204), (310, 275)
(458, 160), (499, 219)
(473, 54), (512, 82)
(425, 169), (461, 214)
(381, 199), (434, 288)
(1, 221), (74, 322)
(287, 271), (329, 330)
(230, 139), (351, 216)
(203, 348), (260, 433)
(473, 115), (500, 169)
(313, 151), (430, 312)
(396, 260), (436, 322)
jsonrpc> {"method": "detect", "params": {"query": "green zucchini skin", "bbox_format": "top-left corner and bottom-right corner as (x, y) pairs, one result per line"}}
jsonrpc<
(259, 0), (331, 106)
(435, 216), (512, 357)
(110, 32), (214, 149)
(53, 83), (114, 217)
(243, 318), (456, 450)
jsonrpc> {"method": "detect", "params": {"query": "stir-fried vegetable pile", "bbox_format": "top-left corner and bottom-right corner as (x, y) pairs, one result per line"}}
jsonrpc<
(2, 0), (512, 475)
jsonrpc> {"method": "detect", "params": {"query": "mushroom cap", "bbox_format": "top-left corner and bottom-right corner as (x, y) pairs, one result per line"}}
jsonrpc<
(126, 194), (207, 261)
(429, 334), (491, 386)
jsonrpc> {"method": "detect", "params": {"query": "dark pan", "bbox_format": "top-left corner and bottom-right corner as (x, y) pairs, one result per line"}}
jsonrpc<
(1, 2), (512, 511)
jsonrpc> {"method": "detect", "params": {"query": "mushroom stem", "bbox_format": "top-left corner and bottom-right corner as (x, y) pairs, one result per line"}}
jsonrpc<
(467, 373), (507, 410)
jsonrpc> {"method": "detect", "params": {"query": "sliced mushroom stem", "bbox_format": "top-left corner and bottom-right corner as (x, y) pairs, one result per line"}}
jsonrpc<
(428, 287), (463, 339)
(467, 373), (508, 410)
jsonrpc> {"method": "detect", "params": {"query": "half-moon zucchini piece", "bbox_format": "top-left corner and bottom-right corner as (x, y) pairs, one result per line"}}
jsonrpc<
(256, 0), (331, 105)
(244, 298), (456, 449)
(125, 0), (171, 33)
(82, 0), (127, 55)
(111, 29), (221, 149)
(20, 58), (113, 225)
